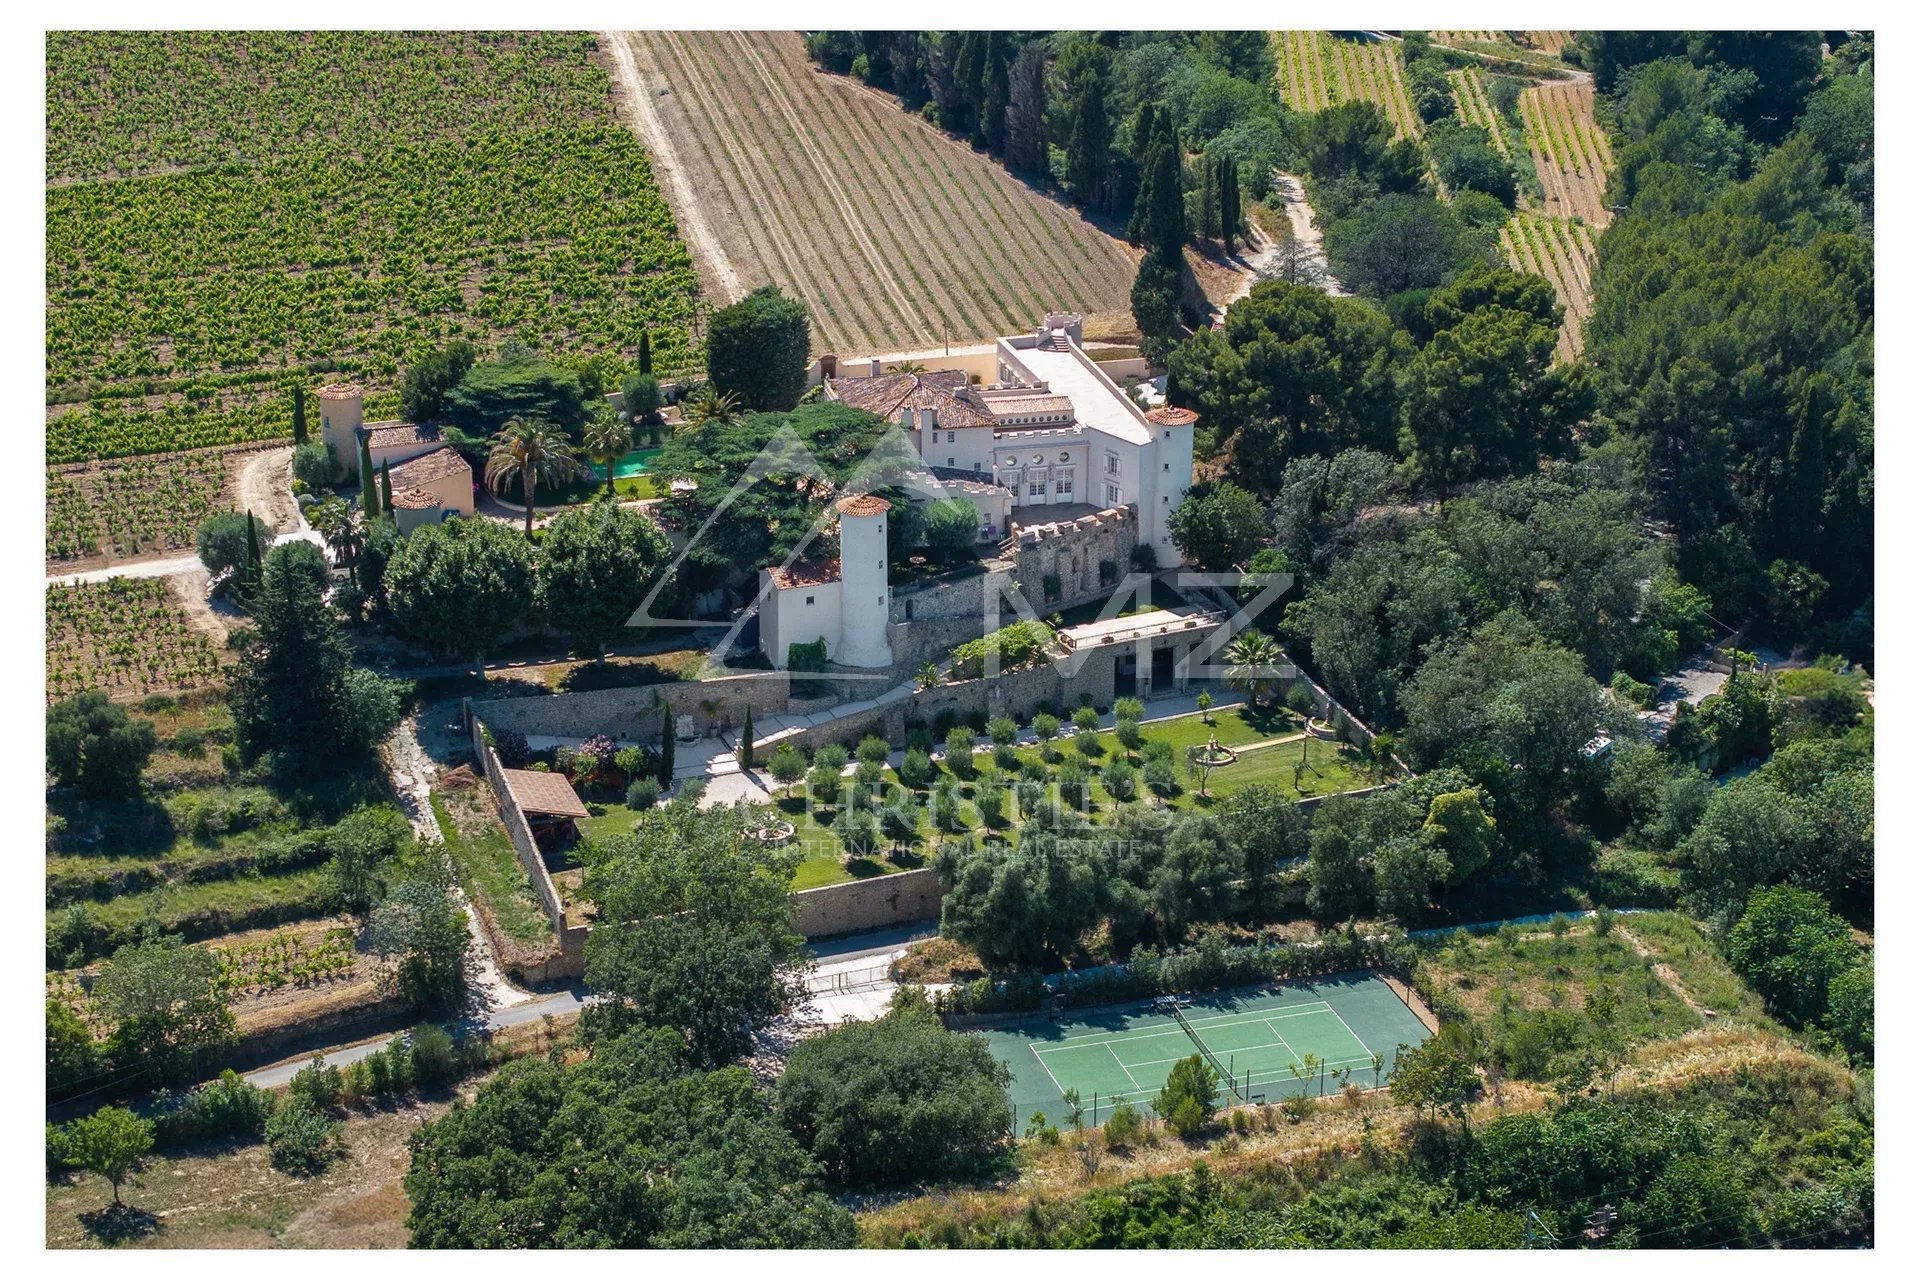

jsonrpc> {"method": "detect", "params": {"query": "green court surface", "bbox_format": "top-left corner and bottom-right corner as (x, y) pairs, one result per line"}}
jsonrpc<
(979, 972), (1433, 1128)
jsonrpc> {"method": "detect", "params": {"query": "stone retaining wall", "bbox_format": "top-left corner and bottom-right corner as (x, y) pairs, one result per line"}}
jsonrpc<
(467, 710), (590, 981)
(790, 867), (944, 938)
(471, 671), (792, 741)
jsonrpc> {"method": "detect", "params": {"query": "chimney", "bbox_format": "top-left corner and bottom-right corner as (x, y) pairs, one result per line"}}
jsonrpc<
(898, 407), (913, 429)
(870, 357), (883, 377)
(920, 407), (936, 433)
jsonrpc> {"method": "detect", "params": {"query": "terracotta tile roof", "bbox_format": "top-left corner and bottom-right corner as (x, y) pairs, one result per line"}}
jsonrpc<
(386, 447), (471, 489)
(389, 487), (443, 511)
(766, 558), (842, 590)
(986, 394), (1074, 418)
(1146, 405), (1199, 427)
(825, 370), (996, 428)
(314, 381), (362, 399)
(362, 422), (440, 450)
(836, 494), (890, 517)
(500, 768), (591, 819)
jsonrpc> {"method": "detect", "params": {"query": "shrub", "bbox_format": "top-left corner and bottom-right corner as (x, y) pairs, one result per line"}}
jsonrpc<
(1103, 1102), (1144, 1149)
(857, 735), (892, 767)
(833, 803), (882, 857)
(292, 441), (337, 489)
(944, 726), (977, 776)
(626, 776), (662, 810)
(813, 744), (850, 772)
(1072, 705), (1101, 732)
(492, 726), (532, 767)
(265, 1097), (341, 1175)
(288, 1056), (342, 1112)
(1075, 728), (1105, 758)
(986, 716), (1018, 747)
(152, 1070), (271, 1148)
(1155, 1055), (1219, 1139)
(769, 743), (806, 792)
(947, 621), (1052, 679)
(408, 1023), (460, 1087)
(1030, 713), (1061, 746)
(898, 748), (933, 789)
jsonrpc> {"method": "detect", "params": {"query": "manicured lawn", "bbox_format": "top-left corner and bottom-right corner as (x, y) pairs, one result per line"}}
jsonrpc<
(1174, 734), (1374, 807)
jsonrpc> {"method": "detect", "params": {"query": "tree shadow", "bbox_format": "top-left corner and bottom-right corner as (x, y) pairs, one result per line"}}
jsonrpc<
(78, 1202), (161, 1245)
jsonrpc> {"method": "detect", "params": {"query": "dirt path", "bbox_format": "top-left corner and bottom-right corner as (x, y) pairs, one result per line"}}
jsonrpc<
(601, 30), (744, 306)
(379, 715), (532, 1013)
(1615, 924), (1718, 1020)
(164, 565), (235, 646)
(235, 445), (298, 533)
(1273, 173), (1349, 296)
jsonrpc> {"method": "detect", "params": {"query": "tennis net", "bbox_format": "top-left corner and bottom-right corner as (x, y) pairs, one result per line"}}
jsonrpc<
(1168, 1002), (1243, 1101)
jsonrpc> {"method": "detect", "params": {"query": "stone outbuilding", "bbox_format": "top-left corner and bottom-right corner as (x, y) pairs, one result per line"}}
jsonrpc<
(384, 447), (474, 533)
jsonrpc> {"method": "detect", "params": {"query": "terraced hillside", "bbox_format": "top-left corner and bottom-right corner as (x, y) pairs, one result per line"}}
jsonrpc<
(614, 30), (1138, 355)
(1274, 31), (1420, 137)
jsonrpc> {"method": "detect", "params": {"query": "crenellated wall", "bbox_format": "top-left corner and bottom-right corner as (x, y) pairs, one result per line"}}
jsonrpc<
(470, 671), (793, 741)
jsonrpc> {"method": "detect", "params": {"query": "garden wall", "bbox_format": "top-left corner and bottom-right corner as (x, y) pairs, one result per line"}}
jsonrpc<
(789, 867), (944, 938)
(467, 712), (589, 981)
(469, 671), (793, 742)
(1007, 505), (1137, 612)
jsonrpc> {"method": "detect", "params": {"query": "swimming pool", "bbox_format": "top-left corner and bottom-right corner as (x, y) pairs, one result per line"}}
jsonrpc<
(611, 447), (661, 480)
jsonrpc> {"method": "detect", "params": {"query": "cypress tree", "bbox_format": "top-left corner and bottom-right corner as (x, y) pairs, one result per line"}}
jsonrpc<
(292, 385), (307, 446)
(739, 706), (755, 769)
(380, 460), (394, 514)
(1141, 117), (1188, 268)
(981, 32), (1010, 155)
(357, 435), (377, 513)
(657, 702), (676, 786)
(1222, 157), (1242, 250)
(637, 331), (652, 375)
(244, 511), (263, 587)
(1199, 155), (1218, 241)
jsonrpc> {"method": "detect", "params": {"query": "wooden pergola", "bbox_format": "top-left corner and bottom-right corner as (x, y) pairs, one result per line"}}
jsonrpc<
(500, 768), (591, 845)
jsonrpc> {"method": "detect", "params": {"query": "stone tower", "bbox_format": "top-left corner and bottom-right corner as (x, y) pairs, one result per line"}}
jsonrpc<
(834, 495), (893, 668)
(314, 381), (364, 479)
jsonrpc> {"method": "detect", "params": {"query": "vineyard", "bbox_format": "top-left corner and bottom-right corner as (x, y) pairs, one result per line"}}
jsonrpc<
(46, 448), (234, 563)
(620, 30), (1137, 356)
(1518, 78), (1614, 225)
(45, 578), (228, 703)
(1502, 214), (1600, 360)
(1274, 32), (1421, 138)
(1448, 67), (1515, 159)
(45, 32), (700, 464)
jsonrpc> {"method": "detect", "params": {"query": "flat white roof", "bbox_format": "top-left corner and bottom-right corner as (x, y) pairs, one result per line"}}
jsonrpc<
(1059, 607), (1223, 649)
(1007, 344), (1152, 446)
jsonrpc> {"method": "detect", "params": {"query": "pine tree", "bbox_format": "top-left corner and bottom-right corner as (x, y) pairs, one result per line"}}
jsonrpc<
(380, 461), (394, 514)
(657, 703), (676, 786)
(292, 385), (307, 446)
(637, 331), (653, 375)
(739, 706), (755, 769)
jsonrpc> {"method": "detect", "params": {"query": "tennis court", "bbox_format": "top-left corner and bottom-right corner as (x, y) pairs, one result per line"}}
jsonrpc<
(979, 972), (1433, 1127)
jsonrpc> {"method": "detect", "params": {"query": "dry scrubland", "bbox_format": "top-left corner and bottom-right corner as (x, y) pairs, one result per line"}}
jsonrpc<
(618, 29), (1138, 355)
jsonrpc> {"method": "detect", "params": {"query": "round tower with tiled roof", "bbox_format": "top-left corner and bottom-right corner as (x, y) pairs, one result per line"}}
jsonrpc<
(314, 381), (364, 479)
(835, 494), (893, 668)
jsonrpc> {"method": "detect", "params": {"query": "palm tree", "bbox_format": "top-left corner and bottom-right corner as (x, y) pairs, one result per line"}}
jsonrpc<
(680, 383), (741, 432)
(889, 360), (927, 374)
(307, 496), (359, 567)
(485, 418), (577, 537)
(581, 409), (633, 500)
(1224, 631), (1283, 707)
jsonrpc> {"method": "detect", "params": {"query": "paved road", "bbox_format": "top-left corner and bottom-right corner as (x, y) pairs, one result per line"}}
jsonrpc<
(240, 926), (928, 1088)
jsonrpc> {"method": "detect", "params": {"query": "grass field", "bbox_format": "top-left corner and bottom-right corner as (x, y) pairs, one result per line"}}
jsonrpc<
(620, 30), (1138, 355)
(45, 32), (698, 465)
(1274, 32), (1421, 138)
(984, 972), (1433, 1126)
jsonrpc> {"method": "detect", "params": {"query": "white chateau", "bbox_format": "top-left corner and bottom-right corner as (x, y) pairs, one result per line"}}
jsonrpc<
(760, 313), (1197, 670)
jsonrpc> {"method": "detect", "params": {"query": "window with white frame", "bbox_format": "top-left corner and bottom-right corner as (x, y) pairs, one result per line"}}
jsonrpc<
(1055, 469), (1074, 496)
(1028, 477), (1047, 498)
(1105, 451), (1120, 476)
(1104, 483), (1122, 506)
